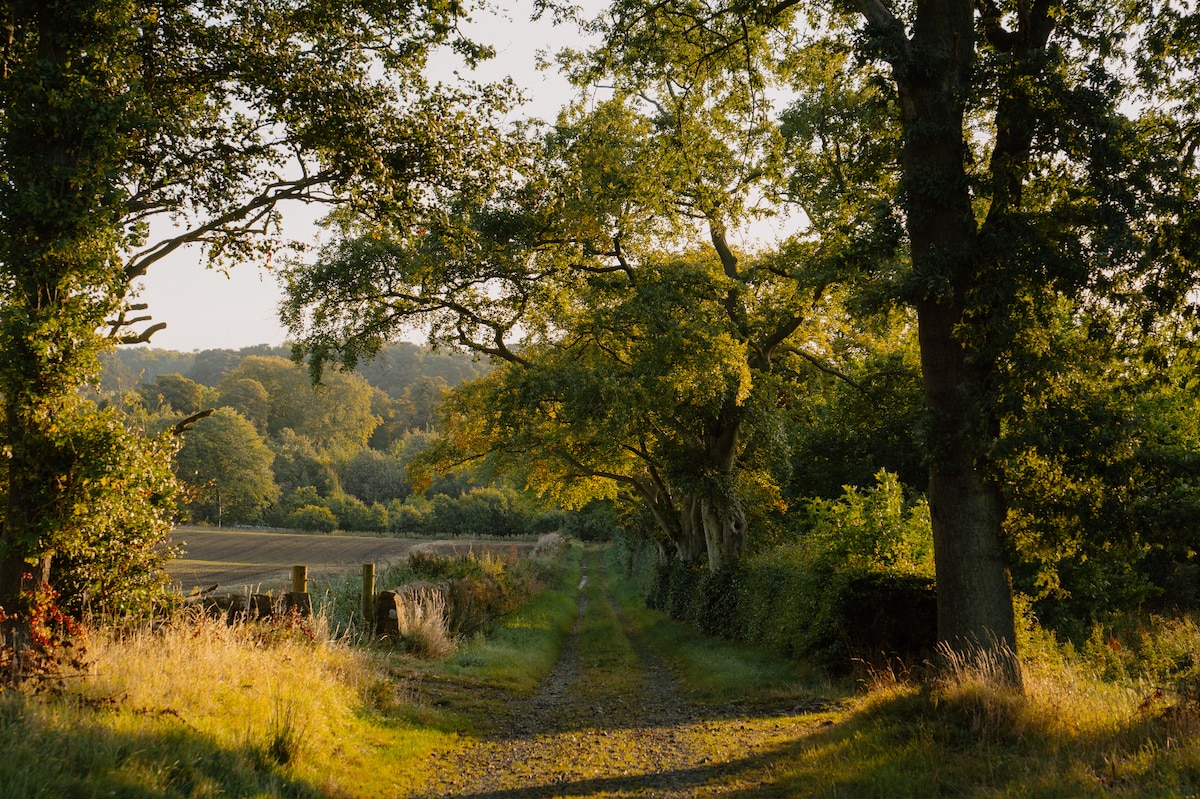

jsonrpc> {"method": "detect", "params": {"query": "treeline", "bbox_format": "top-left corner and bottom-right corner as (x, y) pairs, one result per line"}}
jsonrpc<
(272, 1), (1200, 683)
(94, 343), (607, 539)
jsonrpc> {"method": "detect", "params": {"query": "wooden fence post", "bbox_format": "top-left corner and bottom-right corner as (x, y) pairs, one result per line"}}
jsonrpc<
(362, 563), (375, 627)
(285, 565), (312, 616)
(292, 565), (308, 594)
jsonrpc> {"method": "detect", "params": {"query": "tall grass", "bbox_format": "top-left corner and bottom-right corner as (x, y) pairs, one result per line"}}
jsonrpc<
(0, 539), (583, 798)
(392, 585), (456, 659)
(0, 610), (456, 798)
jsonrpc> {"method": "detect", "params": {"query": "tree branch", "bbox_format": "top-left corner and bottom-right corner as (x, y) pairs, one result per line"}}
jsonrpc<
(123, 174), (332, 280)
(781, 343), (866, 392)
(114, 322), (168, 345)
(171, 409), (215, 436)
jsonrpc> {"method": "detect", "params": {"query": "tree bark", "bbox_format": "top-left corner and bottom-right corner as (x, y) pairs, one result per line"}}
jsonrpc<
(697, 409), (748, 571)
(676, 496), (709, 563)
(892, 0), (1022, 685)
(920, 302), (1020, 682)
(699, 494), (746, 573)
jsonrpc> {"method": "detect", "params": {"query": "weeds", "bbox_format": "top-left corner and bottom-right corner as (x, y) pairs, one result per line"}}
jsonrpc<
(265, 695), (306, 767)
(394, 586), (455, 659)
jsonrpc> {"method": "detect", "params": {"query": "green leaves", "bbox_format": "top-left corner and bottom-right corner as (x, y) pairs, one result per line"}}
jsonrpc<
(0, 0), (514, 609)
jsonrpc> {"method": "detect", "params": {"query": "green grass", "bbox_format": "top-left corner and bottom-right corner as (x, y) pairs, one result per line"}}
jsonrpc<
(605, 545), (822, 705)
(0, 613), (454, 799)
(0, 544), (583, 799)
(13, 542), (1200, 798)
(419, 542), (582, 692)
(603, 545), (1200, 797)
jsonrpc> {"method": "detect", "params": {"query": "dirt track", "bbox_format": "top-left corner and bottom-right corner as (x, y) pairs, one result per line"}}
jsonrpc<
(413, 549), (837, 798)
(167, 527), (534, 593)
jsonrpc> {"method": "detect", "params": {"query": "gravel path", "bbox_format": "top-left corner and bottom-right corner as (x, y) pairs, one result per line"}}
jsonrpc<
(413, 550), (836, 799)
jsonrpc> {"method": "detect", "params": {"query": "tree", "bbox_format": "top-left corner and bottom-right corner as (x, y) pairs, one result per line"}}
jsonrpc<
(137, 373), (209, 416)
(340, 448), (411, 506)
(175, 408), (280, 525)
(269, 428), (340, 499)
(397, 375), (451, 432)
(284, 62), (865, 572)
(225, 355), (380, 456)
(0, 0), (509, 614)
(216, 377), (271, 435)
(577, 0), (1200, 684)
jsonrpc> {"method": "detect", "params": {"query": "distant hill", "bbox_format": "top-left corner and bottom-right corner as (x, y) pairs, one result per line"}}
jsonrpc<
(99, 341), (490, 398)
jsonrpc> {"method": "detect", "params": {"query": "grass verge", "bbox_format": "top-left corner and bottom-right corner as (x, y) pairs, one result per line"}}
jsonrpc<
(607, 545), (1200, 797)
(605, 545), (826, 707)
(0, 542), (583, 799)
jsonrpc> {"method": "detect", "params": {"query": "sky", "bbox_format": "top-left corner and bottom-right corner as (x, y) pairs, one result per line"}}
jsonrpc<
(131, 2), (590, 352)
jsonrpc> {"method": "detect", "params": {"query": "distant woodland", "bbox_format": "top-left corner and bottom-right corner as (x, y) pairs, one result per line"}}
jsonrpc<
(92, 343), (601, 543)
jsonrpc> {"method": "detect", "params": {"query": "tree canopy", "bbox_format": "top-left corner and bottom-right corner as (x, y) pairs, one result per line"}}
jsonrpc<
(282, 0), (1200, 688)
(0, 0), (511, 614)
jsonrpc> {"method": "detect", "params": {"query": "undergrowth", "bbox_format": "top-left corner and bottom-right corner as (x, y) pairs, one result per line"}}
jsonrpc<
(0, 539), (580, 799)
(609, 543), (1200, 796)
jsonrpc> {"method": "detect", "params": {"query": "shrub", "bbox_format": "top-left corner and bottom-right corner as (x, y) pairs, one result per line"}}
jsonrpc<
(36, 406), (183, 618)
(325, 494), (388, 532)
(387, 501), (427, 535)
(378, 548), (560, 641)
(637, 471), (938, 673)
(285, 505), (338, 533)
(695, 567), (741, 639)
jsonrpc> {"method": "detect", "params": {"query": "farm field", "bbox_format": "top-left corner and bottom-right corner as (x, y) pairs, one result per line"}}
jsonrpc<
(167, 526), (535, 594)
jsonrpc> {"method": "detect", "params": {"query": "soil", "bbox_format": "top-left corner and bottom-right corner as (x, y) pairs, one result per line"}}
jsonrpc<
(411, 549), (840, 799)
(167, 527), (535, 593)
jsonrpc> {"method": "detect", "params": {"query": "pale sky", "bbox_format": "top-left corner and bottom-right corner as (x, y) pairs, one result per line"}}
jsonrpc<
(132, 2), (589, 352)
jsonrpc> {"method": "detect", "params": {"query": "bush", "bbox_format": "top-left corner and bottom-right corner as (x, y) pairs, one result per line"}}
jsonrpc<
(285, 505), (338, 533)
(39, 406), (183, 618)
(387, 501), (427, 535)
(425, 487), (535, 537)
(652, 548), (937, 673)
(375, 548), (562, 639)
(637, 471), (938, 673)
(325, 494), (388, 533)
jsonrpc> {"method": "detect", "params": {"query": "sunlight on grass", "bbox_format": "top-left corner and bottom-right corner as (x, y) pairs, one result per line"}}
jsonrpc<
(434, 544), (582, 693)
(0, 610), (456, 798)
(606, 546), (819, 705)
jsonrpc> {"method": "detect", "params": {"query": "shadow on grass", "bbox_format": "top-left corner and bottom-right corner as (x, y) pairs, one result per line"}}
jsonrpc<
(426, 686), (1200, 799)
(0, 695), (327, 799)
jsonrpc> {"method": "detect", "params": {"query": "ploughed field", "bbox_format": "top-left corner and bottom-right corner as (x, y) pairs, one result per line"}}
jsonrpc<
(167, 526), (534, 594)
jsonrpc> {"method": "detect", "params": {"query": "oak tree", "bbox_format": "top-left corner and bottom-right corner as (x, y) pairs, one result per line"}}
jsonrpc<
(0, 0), (509, 613)
(577, 0), (1200, 683)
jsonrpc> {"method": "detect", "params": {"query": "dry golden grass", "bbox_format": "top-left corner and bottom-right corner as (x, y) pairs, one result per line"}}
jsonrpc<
(394, 585), (456, 659)
(0, 609), (458, 798)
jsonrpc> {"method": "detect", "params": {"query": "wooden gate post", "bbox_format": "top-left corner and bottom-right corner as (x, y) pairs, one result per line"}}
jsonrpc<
(285, 565), (312, 616)
(362, 563), (376, 628)
(292, 565), (308, 594)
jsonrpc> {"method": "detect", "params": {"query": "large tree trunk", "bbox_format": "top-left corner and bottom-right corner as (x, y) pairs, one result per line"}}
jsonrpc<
(697, 410), (747, 572)
(699, 494), (746, 573)
(890, 0), (1021, 685)
(919, 302), (1020, 683)
(676, 496), (709, 563)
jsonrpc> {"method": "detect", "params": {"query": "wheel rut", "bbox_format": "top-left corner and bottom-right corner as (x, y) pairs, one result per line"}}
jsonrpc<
(414, 549), (827, 799)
